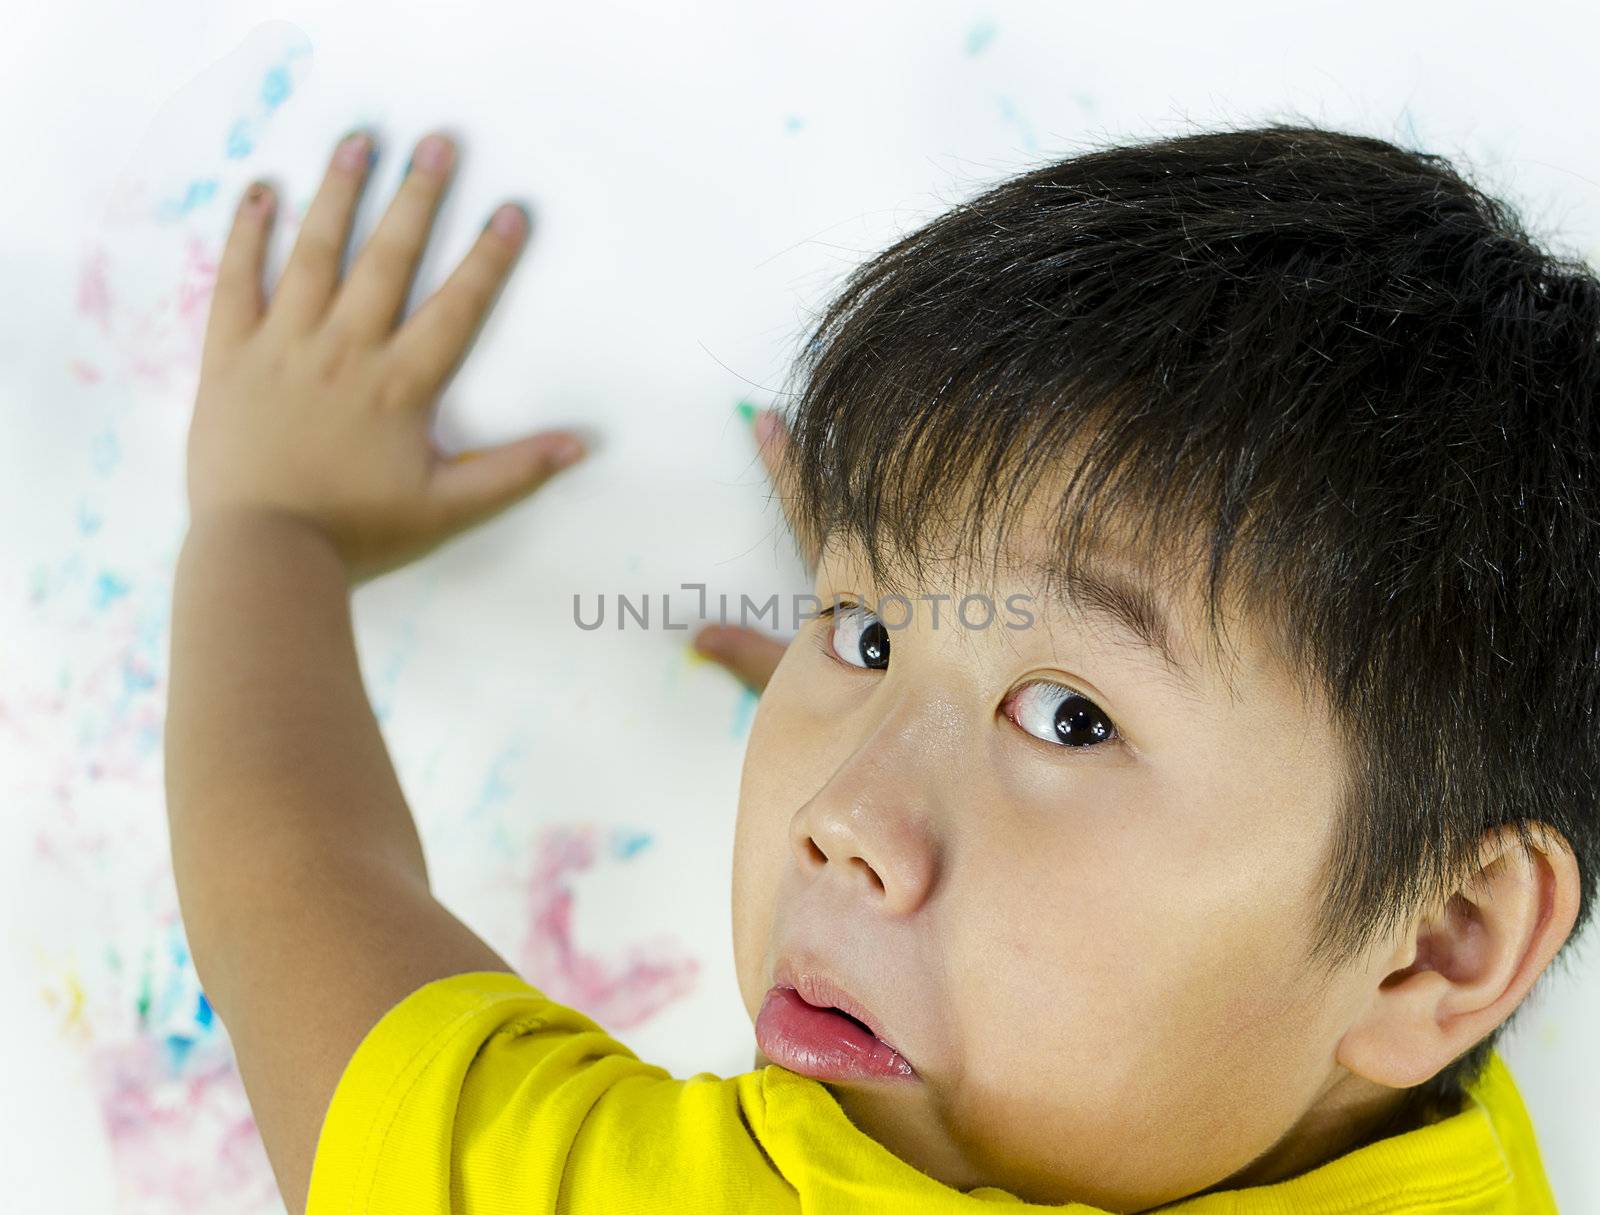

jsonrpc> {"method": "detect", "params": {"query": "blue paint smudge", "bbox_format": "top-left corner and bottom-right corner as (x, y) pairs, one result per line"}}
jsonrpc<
(195, 992), (214, 1029)
(157, 178), (220, 222)
(77, 499), (102, 536)
(730, 685), (759, 740)
(90, 426), (120, 475)
(784, 114), (805, 133)
(966, 21), (998, 56)
(224, 58), (301, 159)
(261, 64), (291, 110)
(164, 1034), (196, 1071)
(225, 118), (257, 159)
(465, 738), (528, 821)
(611, 829), (653, 860)
(996, 94), (1038, 153)
(122, 657), (157, 694)
(92, 570), (130, 611)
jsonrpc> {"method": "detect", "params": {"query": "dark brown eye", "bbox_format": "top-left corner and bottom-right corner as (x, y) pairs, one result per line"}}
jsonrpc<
(1004, 681), (1118, 748)
(829, 605), (890, 670)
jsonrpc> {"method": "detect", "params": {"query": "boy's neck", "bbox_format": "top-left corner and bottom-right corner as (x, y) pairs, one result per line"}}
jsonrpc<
(1193, 1071), (1454, 1196)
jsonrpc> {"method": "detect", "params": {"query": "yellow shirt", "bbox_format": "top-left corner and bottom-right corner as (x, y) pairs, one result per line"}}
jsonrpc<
(305, 971), (1561, 1214)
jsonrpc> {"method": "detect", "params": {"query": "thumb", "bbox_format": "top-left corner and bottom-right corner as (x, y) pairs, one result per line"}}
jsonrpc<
(431, 431), (586, 531)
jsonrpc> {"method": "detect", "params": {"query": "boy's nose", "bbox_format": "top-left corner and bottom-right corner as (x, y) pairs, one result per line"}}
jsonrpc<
(790, 733), (940, 922)
(787, 686), (960, 916)
(789, 794), (938, 917)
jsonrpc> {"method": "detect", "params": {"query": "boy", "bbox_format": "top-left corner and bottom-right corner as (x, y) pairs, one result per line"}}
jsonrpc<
(165, 122), (1591, 1212)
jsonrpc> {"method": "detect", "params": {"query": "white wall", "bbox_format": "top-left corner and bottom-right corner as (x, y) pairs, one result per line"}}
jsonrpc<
(2, 2), (1595, 1210)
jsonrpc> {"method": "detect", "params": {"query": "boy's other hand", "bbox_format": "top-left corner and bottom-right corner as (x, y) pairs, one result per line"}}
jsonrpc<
(693, 623), (787, 694)
(691, 408), (813, 693)
(188, 129), (586, 584)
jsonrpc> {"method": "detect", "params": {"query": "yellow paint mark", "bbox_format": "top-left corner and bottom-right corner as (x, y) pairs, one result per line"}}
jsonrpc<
(65, 972), (86, 1034)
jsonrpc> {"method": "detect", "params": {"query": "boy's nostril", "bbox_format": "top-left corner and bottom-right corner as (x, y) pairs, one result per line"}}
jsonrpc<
(850, 856), (886, 894)
(804, 838), (827, 867)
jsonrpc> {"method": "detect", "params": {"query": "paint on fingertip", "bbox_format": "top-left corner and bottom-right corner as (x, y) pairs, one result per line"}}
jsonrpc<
(453, 448), (485, 463)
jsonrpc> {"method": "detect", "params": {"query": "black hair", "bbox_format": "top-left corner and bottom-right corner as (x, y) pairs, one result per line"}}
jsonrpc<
(770, 120), (1600, 1124)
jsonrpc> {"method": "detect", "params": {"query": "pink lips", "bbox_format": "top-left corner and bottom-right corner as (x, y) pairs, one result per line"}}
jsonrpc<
(756, 985), (915, 1082)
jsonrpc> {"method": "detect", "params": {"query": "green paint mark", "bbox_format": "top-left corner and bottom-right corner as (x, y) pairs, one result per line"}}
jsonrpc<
(136, 961), (152, 1024)
(966, 21), (998, 57)
(736, 399), (758, 426)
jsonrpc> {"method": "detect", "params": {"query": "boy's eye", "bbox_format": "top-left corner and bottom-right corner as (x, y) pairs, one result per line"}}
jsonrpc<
(1003, 680), (1119, 749)
(826, 603), (891, 670)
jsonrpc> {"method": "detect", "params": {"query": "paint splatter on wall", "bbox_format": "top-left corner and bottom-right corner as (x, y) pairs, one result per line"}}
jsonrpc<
(519, 826), (699, 1029)
(18, 19), (707, 1212)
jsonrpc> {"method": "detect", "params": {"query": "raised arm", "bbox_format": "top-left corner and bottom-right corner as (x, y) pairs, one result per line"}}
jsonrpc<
(165, 129), (585, 1215)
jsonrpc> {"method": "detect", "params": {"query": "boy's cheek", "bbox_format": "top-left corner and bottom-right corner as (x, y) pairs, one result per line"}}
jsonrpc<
(730, 752), (795, 1019)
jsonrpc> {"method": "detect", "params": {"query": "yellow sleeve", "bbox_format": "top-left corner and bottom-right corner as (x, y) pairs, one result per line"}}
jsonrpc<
(304, 970), (796, 1215)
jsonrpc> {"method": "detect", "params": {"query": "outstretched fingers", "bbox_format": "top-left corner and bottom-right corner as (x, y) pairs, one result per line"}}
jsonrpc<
(265, 131), (375, 335)
(327, 131), (458, 344)
(383, 202), (529, 409)
(204, 182), (277, 363)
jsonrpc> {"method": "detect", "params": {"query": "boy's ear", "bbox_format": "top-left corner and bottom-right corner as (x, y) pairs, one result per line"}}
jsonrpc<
(1335, 822), (1580, 1089)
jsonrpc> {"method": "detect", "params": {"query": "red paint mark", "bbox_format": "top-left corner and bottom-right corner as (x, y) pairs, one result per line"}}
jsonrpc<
(76, 246), (112, 333)
(520, 825), (698, 1031)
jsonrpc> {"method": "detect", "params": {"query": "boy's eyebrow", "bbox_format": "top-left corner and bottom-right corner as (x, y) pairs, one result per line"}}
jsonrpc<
(1041, 556), (1204, 695)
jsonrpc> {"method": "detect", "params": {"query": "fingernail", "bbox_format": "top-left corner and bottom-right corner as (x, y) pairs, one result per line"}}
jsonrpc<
(412, 133), (453, 174)
(243, 181), (274, 213)
(487, 203), (526, 238)
(335, 130), (371, 171)
(549, 436), (585, 467)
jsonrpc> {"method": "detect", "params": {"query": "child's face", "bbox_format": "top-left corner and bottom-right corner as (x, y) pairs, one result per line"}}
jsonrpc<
(730, 495), (1408, 1209)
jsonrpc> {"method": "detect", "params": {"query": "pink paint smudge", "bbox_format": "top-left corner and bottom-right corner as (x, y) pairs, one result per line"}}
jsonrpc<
(67, 228), (223, 393)
(76, 246), (113, 333)
(89, 1033), (274, 1211)
(520, 825), (699, 1031)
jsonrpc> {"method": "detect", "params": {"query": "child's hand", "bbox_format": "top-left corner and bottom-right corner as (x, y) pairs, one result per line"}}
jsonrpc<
(187, 129), (587, 584)
(692, 409), (813, 692)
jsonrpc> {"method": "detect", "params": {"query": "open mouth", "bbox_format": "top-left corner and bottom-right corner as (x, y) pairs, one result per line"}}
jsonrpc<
(829, 1006), (875, 1036)
(754, 985), (915, 1083)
